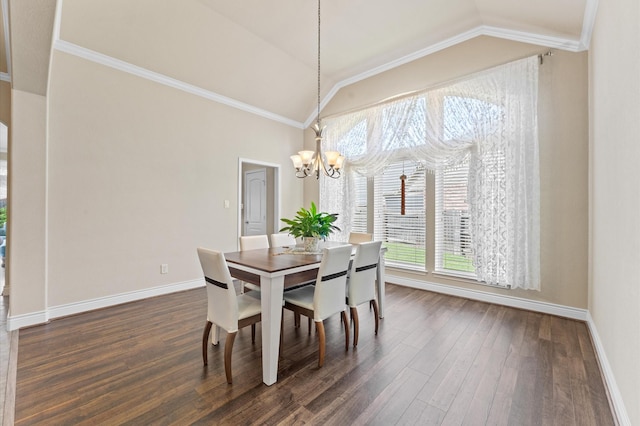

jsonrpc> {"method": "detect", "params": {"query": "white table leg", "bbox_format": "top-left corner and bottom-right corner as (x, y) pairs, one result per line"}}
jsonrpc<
(260, 275), (284, 385)
(376, 257), (386, 318)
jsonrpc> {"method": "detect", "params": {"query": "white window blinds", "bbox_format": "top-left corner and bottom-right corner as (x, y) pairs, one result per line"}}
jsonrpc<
(435, 161), (475, 276)
(352, 173), (368, 234)
(374, 161), (426, 271)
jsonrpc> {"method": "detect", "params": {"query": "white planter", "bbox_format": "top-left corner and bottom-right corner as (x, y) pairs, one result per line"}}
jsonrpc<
(303, 237), (319, 252)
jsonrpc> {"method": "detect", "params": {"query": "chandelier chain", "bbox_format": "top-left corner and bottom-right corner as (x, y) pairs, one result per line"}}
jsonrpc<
(289, 0), (343, 179)
(317, 0), (321, 125)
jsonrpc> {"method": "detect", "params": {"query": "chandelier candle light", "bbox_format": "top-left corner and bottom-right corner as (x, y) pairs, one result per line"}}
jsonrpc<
(291, 0), (345, 179)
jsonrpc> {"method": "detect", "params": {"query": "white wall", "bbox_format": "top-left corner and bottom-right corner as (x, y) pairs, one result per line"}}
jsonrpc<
(9, 90), (47, 316)
(8, 50), (304, 319)
(590, 0), (640, 423)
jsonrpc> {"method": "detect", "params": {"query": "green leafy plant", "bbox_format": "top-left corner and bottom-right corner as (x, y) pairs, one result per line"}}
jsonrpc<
(279, 202), (340, 239)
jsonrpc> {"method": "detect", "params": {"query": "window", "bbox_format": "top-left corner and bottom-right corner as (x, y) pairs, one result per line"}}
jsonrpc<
(373, 161), (426, 270)
(343, 161), (426, 271)
(351, 173), (368, 234)
(435, 161), (475, 275)
(434, 95), (502, 278)
(321, 56), (540, 289)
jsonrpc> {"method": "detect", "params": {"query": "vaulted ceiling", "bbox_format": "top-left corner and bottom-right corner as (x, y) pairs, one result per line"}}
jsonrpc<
(1, 0), (595, 127)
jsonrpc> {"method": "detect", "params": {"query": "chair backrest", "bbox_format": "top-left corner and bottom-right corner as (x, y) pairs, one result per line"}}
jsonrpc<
(239, 235), (270, 251)
(347, 241), (382, 307)
(270, 233), (296, 247)
(348, 232), (373, 244)
(313, 245), (353, 321)
(197, 248), (239, 332)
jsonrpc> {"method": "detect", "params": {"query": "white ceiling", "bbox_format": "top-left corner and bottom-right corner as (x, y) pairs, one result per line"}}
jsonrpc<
(2, 0), (595, 127)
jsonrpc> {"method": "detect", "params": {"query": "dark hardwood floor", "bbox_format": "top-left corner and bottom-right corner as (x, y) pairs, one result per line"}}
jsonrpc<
(13, 284), (615, 425)
(1, 268), (16, 426)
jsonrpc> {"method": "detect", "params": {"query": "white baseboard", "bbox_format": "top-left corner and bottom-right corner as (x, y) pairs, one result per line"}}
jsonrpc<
(6, 310), (48, 331)
(6, 279), (205, 331)
(585, 312), (632, 426)
(387, 274), (588, 320)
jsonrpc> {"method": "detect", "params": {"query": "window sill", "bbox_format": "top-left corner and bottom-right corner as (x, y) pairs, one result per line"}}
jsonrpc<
(432, 270), (511, 289)
(433, 269), (476, 281)
(385, 265), (428, 277)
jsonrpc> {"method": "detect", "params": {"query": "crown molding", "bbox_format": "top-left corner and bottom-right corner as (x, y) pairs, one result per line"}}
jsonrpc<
(580, 0), (599, 50)
(481, 25), (583, 51)
(304, 26), (487, 127)
(1, 0), (11, 79)
(53, 39), (305, 129)
(49, 15), (593, 132)
(305, 25), (586, 126)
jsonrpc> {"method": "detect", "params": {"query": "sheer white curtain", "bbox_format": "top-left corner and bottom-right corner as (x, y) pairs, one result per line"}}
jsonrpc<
(466, 57), (540, 289)
(320, 170), (354, 243)
(321, 55), (540, 290)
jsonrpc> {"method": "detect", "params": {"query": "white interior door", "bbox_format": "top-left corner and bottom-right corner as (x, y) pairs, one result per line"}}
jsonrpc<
(244, 168), (267, 236)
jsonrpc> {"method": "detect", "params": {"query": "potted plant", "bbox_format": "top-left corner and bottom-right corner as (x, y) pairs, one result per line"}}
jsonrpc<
(279, 202), (340, 252)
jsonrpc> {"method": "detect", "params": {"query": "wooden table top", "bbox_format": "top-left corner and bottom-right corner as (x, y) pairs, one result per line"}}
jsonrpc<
(224, 241), (352, 273)
(224, 247), (323, 273)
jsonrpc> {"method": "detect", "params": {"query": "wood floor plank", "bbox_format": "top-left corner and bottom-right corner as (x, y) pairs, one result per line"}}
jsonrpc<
(568, 354), (598, 426)
(439, 345), (493, 425)
(462, 345), (510, 425)
(583, 357), (617, 426)
(533, 337), (555, 426)
(507, 355), (541, 426)
(351, 367), (429, 425)
(428, 302), (500, 412)
(307, 341), (421, 425)
(396, 399), (446, 425)
(485, 365), (519, 426)
(551, 350), (577, 425)
(11, 285), (616, 425)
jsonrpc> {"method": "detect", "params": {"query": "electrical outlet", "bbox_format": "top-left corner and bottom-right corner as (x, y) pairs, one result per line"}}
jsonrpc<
(224, 200), (230, 208)
(161, 264), (169, 274)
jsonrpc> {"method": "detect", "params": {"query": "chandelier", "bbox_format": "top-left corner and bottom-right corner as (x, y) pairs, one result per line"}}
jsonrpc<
(290, 0), (344, 179)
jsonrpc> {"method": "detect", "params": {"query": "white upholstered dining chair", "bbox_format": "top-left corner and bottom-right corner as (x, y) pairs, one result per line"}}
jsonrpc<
(346, 240), (382, 347)
(239, 234), (270, 251)
(197, 247), (262, 384)
(348, 232), (373, 244)
(270, 233), (297, 247)
(239, 235), (270, 293)
(282, 244), (353, 367)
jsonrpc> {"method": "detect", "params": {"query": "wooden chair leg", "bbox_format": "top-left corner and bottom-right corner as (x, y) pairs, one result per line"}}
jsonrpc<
(350, 307), (359, 347)
(371, 299), (379, 335)
(308, 317), (312, 335)
(202, 321), (213, 365)
(294, 313), (301, 328)
(316, 321), (326, 368)
(251, 324), (256, 343)
(224, 331), (237, 384)
(342, 311), (350, 351)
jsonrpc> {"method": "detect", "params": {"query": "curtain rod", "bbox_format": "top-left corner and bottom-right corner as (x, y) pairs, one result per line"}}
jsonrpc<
(322, 50), (554, 121)
(538, 50), (554, 65)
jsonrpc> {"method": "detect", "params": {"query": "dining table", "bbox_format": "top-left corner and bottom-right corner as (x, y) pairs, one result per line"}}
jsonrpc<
(224, 240), (386, 386)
